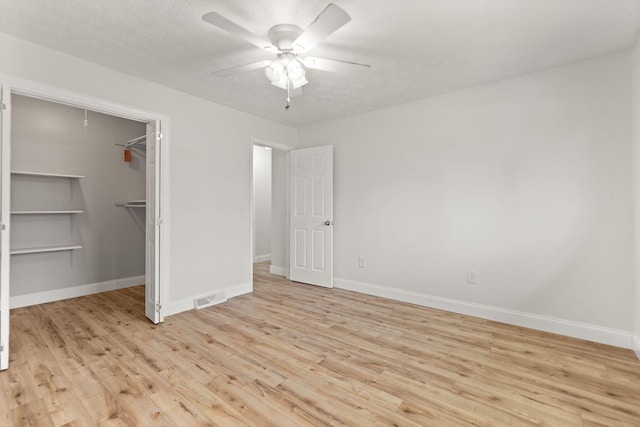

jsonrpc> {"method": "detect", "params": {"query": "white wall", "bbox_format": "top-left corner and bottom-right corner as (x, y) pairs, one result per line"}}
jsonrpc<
(633, 40), (640, 357)
(253, 145), (271, 262)
(270, 149), (289, 275)
(299, 52), (634, 345)
(0, 33), (297, 312)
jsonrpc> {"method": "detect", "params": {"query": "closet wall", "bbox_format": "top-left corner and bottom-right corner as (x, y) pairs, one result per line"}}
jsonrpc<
(10, 95), (146, 298)
(253, 145), (272, 263)
(270, 149), (288, 275)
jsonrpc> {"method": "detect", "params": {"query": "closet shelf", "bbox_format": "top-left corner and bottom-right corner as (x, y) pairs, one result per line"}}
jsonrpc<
(115, 200), (146, 208)
(11, 210), (83, 215)
(10, 244), (83, 255)
(11, 171), (85, 179)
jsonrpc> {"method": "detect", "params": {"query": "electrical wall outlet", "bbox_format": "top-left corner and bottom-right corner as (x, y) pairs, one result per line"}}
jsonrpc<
(358, 257), (366, 268)
(467, 269), (478, 284)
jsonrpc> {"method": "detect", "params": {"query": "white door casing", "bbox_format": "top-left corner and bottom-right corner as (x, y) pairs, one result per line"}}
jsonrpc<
(289, 145), (334, 287)
(0, 85), (11, 370)
(145, 120), (162, 323)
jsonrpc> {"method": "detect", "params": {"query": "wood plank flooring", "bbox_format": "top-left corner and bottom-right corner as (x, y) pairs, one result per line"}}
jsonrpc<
(2, 262), (640, 425)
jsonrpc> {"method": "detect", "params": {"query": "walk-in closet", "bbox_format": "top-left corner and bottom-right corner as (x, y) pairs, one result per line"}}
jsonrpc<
(10, 95), (147, 304)
(0, 83), (166, 371)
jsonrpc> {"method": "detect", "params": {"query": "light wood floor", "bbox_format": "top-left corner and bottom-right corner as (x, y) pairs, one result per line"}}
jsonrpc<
(2, 263), (640, 426)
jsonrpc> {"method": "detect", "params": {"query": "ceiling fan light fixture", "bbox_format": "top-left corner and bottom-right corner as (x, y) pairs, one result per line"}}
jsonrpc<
(265, 61), (284, 82)
(270, 74), (289, 90)
(287, 60), (305, 81)
(290, 76), (309, 89)
(266, 56), (308, 90)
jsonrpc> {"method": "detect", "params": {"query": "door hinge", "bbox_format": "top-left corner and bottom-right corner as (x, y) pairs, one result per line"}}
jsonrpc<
(0, 344), (4, 352)
(156, 304), (162, 312)
(1, 102), (6, 110)
(156, 217), (163, 226)
(1, 223), (5, 231)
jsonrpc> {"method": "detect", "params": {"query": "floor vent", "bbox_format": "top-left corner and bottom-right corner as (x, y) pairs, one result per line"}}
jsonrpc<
(194, 291), (227, 310)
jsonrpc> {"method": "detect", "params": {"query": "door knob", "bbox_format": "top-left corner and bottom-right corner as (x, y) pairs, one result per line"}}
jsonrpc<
(324, 220), (332, 226)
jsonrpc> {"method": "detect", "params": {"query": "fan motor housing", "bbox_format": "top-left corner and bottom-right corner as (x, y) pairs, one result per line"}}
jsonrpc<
(268, 24), (303, 51)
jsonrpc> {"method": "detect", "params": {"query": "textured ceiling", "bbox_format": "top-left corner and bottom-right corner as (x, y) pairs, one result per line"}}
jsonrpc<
(1, 0), (640, 127)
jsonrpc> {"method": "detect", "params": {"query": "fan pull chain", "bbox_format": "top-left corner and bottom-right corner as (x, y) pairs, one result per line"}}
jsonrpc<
(285, 71), (291, 111)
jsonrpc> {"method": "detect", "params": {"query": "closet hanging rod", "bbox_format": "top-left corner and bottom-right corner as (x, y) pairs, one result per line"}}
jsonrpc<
(128, 134), (146, 143)
(114, 134), (147, 148)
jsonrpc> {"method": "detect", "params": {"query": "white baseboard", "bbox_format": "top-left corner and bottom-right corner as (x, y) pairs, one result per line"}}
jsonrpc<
(269, 265), (288, 277)
(634, 335), (640, 359)
(254, 254), (271, 263)
(10, 275), (145, 309)
(164, 282), (253, 317)
(334, 278), (634, 349)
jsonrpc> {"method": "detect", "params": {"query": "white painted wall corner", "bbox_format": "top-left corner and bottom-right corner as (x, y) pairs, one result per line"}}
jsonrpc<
(10, 275), (145, 309)
(334, 278), (634, 349)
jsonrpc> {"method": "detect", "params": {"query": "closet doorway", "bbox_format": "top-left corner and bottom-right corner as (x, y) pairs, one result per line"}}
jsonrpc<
(0, 81), (169, 371)
(250, 138), (293, 283)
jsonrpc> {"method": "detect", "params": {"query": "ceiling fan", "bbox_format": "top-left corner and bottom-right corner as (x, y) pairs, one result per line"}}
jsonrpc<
(202, 3), (370, 109)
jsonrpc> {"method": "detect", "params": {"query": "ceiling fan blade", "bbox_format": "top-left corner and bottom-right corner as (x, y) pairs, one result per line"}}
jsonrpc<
(212, 60), (272, 77)
(292, 4), (351, 53)
(203, 12), (277, 52)
(303, 57), (370, 77)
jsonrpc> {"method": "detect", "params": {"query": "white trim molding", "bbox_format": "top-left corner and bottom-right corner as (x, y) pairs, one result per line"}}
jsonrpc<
(0, 73), (163, 122)
(165, 282), (253, 317)
(334, 278), (634, 349)
(269, 264), (288, 277)
(10, 275), (145, 309)
(251, 137), (296, 152)
(254, 254), (272, 263)
(633, 335), (640, 359)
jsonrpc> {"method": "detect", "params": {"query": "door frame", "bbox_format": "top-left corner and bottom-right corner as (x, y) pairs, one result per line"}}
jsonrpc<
(145, 119), (162, 323)
(249, 137), (295, 285)
(0, 85), (11, 370)
(0, 74), (171, 321)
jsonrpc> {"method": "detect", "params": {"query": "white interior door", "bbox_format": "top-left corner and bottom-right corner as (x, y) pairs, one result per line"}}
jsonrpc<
(0, 85), (11, 370)
(145, 120), (162, 323)
(289, 145), (333, 287)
